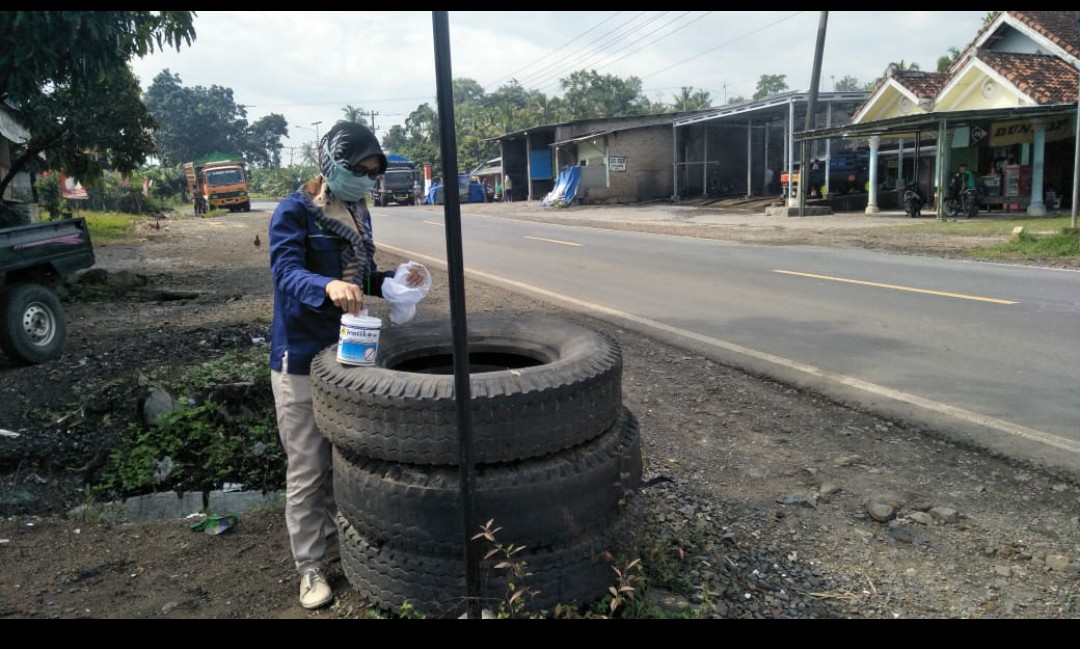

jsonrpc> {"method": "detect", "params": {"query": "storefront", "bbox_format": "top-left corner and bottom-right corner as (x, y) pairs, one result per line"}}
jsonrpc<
(794, 104), (1077, 218)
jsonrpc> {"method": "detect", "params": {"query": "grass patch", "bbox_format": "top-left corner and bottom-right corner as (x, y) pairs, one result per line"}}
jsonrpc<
(976, 228), (1080, 261)
(80, 211), (139, 244)
(896, 214), (1076, 237)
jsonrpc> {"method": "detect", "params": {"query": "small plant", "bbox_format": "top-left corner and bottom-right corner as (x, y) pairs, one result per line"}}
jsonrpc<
(91, 346), (285, 501)
(606, 556), (646, 615)
(396, 600), (426, 619)
(472, 518), (540, 618)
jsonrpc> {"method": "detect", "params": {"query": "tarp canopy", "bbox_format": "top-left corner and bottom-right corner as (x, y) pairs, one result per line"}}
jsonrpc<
(541, 165), (582, 207)
(194, 151), (244, 166)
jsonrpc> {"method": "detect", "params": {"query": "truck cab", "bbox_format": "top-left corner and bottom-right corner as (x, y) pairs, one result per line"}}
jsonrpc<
(184, 157), (252, 213)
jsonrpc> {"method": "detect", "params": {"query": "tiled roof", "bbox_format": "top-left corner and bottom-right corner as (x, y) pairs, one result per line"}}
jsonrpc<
(891, 71), (949, 99)
(1010, 10), (1080, 61)
(978, 50), (1080, 104)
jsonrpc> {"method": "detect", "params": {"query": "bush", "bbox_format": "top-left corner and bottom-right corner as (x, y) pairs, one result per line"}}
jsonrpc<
(93, 346), (285, 502)
(33, 173), (64, 219)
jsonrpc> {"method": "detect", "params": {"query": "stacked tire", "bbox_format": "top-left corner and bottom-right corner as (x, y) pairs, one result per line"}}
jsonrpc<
(311, 315), (643, 618)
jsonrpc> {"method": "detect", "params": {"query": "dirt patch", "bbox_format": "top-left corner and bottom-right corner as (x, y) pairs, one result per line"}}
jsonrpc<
(1, 208), (1078, 619)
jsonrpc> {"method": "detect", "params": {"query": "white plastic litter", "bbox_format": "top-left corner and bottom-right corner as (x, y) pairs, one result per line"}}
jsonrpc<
(381, 261), (432, 324)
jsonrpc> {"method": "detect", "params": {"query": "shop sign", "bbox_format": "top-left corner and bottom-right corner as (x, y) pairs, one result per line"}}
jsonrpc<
(990, 115), (1073, 147)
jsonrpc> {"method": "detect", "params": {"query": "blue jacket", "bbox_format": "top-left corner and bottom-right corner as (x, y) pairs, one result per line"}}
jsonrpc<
(269, 189), (392, 375)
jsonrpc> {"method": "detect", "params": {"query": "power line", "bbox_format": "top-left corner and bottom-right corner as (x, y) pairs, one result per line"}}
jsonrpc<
(532, 11), (710, 95)
(481, 11), (624, 92)
(639, 11), (804, 81)
(524, 12), (678, 92)
(505, 12), (654, 89)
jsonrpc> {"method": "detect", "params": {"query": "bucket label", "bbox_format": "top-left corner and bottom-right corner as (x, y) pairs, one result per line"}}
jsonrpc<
(338, 322), (380, 366)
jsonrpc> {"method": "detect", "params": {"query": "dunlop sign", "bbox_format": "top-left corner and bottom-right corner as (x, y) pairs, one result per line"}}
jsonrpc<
(990, 115), (1073, 147)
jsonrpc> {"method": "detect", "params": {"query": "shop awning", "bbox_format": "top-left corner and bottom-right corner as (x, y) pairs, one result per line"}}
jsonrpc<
(793, 103), (1077, 143)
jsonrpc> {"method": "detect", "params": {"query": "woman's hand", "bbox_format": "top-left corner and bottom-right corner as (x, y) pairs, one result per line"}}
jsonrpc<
(404, 265), (428, 287)
(326, 279), (364, 315)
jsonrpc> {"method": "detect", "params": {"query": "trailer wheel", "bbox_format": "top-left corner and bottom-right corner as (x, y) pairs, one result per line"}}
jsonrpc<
(0, 283), (68, 365)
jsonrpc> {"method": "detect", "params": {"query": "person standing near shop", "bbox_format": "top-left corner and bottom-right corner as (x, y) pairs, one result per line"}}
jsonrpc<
(268, 120), (426, 610)
(503, 173), (513, 202)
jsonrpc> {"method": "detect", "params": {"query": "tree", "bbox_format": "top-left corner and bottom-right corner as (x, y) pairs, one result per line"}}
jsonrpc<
(244, 114), (289, 169)
(0, 11), (195, 105)
(0, 11), (196, 197)
(883, 60), (920, 77)
(341, 105), (370, 128)
(833, 75), (862, 92)
(752, 74), (788, 100)
(144, 72), (292, 169)
(4, 66), (158, 198)
(937, 47), (962, 73)
(560, 70), (648, 121)
(452, 78), (486, 106)
(671, 87), (712, 111)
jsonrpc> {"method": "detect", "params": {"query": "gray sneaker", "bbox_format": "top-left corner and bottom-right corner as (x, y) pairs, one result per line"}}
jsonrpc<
(299, 569), (333, 610)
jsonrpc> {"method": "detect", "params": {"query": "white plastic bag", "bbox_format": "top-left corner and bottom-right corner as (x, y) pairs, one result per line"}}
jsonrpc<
(380, 261), (432, 324)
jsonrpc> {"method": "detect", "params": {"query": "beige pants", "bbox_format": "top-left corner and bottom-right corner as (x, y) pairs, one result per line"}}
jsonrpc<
(271, 355), (337, 575)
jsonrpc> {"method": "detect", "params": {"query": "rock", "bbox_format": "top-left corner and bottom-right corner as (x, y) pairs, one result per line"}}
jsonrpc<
(1045, 555), (1070, 571)
(929, 506), (960, 524)
(868, 501), (896, 522)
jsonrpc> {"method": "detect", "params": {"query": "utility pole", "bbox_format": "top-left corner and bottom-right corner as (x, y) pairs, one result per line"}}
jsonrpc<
(1072, 11), (1079, 228)
(311, 121), (323, 167)
(369, 111), (380, 133)
(798, 11), (828, 217)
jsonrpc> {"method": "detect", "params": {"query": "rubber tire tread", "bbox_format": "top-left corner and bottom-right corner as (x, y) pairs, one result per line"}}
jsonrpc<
(336, 497), (644, 618)
(334, 407), (642, 554)
(312, 315), (623, 465)
(0, 283), (67, 365)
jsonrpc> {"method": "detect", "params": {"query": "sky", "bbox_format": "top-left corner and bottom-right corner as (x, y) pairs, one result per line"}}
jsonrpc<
(128, 11), (990, 159)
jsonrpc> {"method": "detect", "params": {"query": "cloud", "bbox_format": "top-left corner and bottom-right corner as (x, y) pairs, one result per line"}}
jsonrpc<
(128, 11), (988, 153)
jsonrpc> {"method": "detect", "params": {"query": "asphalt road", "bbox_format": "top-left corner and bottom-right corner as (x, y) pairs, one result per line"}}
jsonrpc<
(255, 198), (1080, 476)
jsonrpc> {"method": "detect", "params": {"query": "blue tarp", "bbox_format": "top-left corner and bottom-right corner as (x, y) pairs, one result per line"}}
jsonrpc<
(541, 166), (582, 207)
(424, 181), (486, 204)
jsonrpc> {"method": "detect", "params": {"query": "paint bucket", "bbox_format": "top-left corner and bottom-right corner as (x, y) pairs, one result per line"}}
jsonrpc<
(337, 312), (382, 366)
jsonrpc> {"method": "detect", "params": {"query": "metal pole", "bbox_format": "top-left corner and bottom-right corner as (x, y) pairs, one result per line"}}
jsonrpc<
(936, 118), (947, 221)
(431, 10), (481, 620)
(1073, 12), (1079, 227)
(799, 11), (828, 217)
(1071, 73), (1080, 227)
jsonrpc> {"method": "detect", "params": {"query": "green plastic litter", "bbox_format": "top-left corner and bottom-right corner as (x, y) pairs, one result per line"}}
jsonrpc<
(189, 514), (239, 535)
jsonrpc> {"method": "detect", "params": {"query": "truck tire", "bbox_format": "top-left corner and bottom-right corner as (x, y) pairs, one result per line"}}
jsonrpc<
(241, 201), (251, 212)
(0, 283), (67, 365)
(336, 497), (642, 618)
(311, 315), (623, 465)
(333, 407), (642, 554)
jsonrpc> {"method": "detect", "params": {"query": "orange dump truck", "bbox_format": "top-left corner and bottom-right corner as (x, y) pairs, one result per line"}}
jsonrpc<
(184, 156), (251, 213)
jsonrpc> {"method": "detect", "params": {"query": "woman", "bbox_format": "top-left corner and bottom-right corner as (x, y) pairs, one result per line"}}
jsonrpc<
(267, 120), (426, 610)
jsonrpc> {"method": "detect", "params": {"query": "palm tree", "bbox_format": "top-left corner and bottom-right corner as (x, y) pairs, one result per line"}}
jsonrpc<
(672, 87), (713, 111)
(341, 104), (369, 128)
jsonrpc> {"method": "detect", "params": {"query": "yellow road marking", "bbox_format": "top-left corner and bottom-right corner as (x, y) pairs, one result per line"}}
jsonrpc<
(773, 270), (1017, 304)
(524, 235), (582, 247)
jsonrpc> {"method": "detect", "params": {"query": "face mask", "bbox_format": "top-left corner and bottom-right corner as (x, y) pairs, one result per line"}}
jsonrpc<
(325, 161), (378, 202)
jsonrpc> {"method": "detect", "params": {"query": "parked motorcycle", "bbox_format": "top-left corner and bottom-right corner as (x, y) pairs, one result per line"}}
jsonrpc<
(902, 182), (923, 218)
